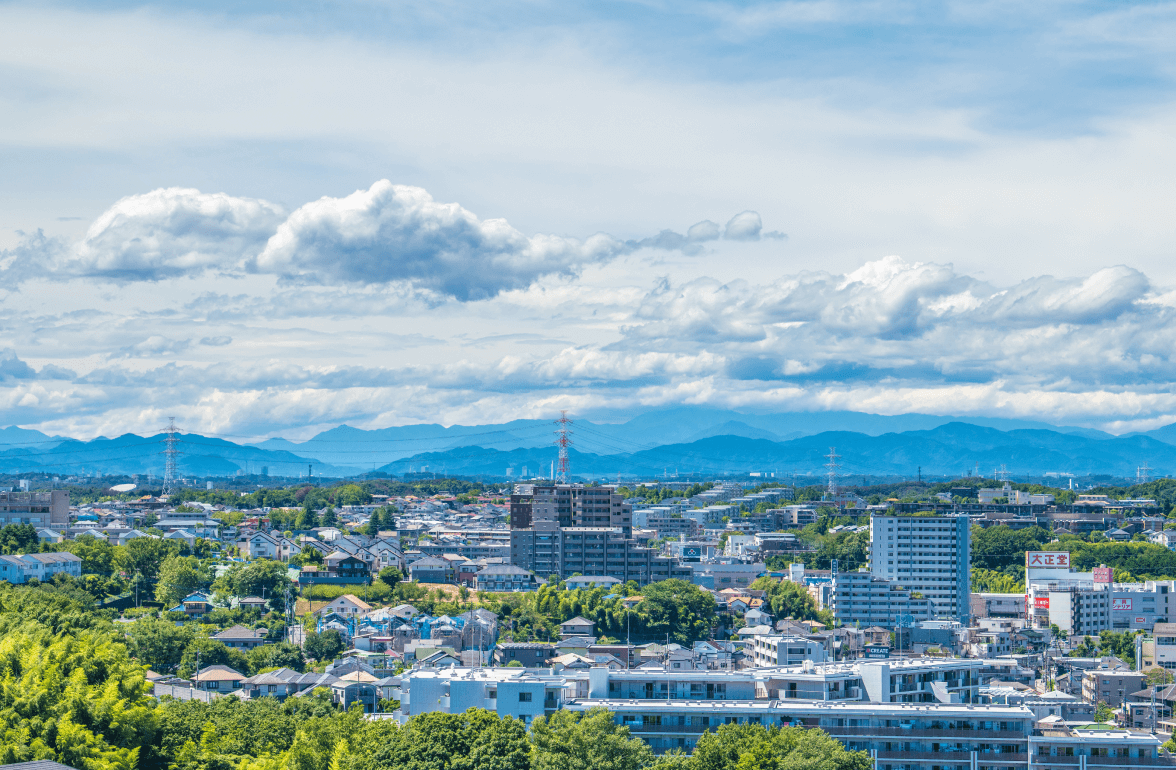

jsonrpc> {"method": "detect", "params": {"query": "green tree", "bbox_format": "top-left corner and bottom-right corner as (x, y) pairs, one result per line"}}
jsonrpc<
(750, 577), (825, 623)
(691, 723), (872, 770)
(215, 558), (293, 600)
(0, 586), (157, 770)
(1094, 702), (1114, 724)
(304, 629), (346, 662)
(297, 504), (317, 531)
(247, 641), (306, 674)
(347, 710), (529, 770)
(125, 615), (198, 672)
(531, 707), (653, 770)
(639, 579), (717, 644)
(117, 536), (182, 583)
(378, 566), (402, 589)
(178, 636), (251, 678)
(155, 554), (207, 607)
(971, 525), (1050, 571)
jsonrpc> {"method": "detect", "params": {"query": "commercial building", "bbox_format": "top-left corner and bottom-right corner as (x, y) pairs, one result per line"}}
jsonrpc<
(869, 513), (971, 623)
(511, 521), (691, 586)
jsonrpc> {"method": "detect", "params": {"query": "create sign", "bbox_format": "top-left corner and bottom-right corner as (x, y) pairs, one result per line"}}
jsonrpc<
(1026, 552), (1070, 569)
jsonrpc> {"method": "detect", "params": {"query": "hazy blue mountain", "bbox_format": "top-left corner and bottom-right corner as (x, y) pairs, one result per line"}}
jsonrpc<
(0, 432), (347, 478)
(247, 408), (1108, 467)
(1134, 422), (1176, 447)
(0, 426), (61, 447)
(377, 422), (1174, 479)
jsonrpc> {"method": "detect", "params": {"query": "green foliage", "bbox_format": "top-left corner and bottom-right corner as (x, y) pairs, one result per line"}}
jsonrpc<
(343, 709), (529, 770)
(687, 722), (873, 770)
(0, 522), (40, 554)
(971, 525), (1050, 571)
(125, 616), (198, 672)
(0, 586), (157, 770)
(1061, 540), (1176, 579)
(971, 568), (1025, 593)
(215, 559), (293, 600)
(117, 537), (183, 583)
(1094, 702), (1114, 724)
(378, 566), (402, 589)
(531, 707), (652, 770)
(246, 641), (306, 674)
(749, 577), (828, 624)
(155, 554), (208, 607)
(1148, 668), (1174, 686)
(304, 629), (347, 662)
(178, 636), (251, 678)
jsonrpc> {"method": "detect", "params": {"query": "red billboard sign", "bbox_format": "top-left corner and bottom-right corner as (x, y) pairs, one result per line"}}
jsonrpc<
(1093, 566), (1113, 583)
(1034, 597), (1050, 609)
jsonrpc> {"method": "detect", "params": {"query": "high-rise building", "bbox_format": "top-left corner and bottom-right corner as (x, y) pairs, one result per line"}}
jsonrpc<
(868, 513), (971, 623)
(530, 484), (632, 536)
(0, 490), (69, 526)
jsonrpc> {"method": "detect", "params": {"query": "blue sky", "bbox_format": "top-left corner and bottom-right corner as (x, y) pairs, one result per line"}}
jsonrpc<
(3, 0), (1176, 440)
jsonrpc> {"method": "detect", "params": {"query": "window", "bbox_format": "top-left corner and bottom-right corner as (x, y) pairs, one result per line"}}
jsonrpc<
(519, 692), (532, 702)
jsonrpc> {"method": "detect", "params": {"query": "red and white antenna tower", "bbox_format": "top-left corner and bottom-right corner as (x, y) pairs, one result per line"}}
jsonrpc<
(554, 411), (573, 483)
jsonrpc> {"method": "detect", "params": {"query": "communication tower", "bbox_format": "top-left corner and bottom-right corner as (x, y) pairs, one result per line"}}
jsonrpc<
(554, 411), (573, 483)
(162, 417), (180, 495)
(825, 447), (840, 496)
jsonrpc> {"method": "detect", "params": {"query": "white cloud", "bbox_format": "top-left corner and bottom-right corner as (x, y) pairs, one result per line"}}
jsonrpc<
(69, 188), (285, 281)
(250, 180), (627, 300)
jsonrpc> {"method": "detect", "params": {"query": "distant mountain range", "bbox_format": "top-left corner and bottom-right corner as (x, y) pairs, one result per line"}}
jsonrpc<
(0, 408), (1171, 480)
(375, 423), (1176, 480)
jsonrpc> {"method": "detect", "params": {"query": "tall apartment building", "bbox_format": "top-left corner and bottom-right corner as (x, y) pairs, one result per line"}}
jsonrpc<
(0, 490), (69, 527)
(530, 484), (632, 536)
(869, 513), (970, 623)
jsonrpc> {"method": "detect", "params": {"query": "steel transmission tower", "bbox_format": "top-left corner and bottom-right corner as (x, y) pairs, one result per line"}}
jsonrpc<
(554, 411), (573, 483)
(825, 447), (840, 496)
(1138, 462), (1152, 484)
(162, 417), (180, 495)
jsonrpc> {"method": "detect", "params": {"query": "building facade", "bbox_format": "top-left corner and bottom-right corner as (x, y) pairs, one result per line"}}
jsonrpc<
(869, 513), (971, 623)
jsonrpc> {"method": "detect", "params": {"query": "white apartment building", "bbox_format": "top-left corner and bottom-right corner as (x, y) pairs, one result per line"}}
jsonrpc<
(869, 514), (971, 623)
(0, 551), (82, 583)
(749, 635), (826, 666)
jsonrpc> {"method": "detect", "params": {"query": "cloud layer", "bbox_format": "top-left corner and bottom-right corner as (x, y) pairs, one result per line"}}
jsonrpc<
(6, 181), (778, 301)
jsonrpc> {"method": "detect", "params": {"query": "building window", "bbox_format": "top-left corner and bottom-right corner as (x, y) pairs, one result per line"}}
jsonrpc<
(519, 692), (532, 702)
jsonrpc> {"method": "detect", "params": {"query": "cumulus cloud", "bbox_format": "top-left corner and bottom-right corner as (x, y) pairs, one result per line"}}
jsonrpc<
(250, 181), (629, 300)
(68, 188), (286, 281)
(199, 336), (233, 346)
(621, 256), (1173, 388)
(10, 181), (785, 300)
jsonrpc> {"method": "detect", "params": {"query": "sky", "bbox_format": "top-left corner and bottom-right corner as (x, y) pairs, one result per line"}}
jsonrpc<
(3, 0), (1176, 441)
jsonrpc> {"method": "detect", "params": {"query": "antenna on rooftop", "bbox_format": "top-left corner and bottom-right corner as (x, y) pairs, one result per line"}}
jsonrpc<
(162, 417), (180, 495)
(554, 411), (573, 483)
